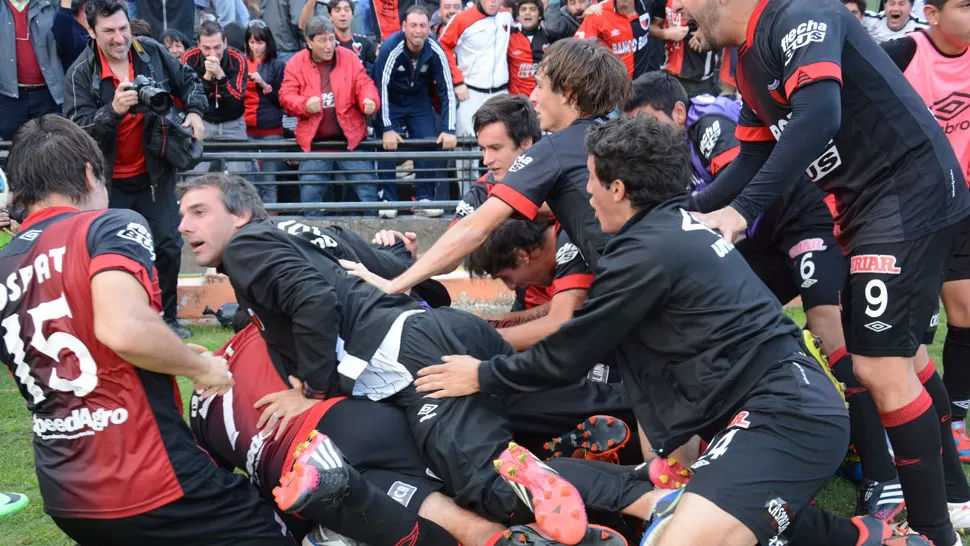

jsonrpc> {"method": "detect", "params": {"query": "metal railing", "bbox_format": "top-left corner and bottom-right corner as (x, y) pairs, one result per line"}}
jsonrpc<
(0, 137), (485, 215)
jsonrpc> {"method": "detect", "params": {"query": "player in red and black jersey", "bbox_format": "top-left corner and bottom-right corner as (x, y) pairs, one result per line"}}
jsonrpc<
(0, 116), (295, 545)
(508, 0), (550, 97)
(682, 0), (970, 542)
(575, 0), (655, 78)
(648, 0), (720, 96)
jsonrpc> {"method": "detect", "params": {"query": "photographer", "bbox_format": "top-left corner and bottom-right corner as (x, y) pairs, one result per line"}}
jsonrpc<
(65, 0), (207, 340)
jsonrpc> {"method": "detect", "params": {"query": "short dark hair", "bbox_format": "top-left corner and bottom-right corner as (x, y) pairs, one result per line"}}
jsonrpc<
(539, 39), (631, 118)
(624, 71), (688, 116)
(199, 20), (225, 40)
(244, 20), (278, 60)
(231, 307), (251, 333)
(473, 95), (542, 149)
(466, 219), (553, 277)
(842, 0), (867, 10)
(7, 116), (106, 210)
(175, 173), (268, 223)
(515, 0), (544, 20)
(71, 0), (88, 17)
(85, 0), (127, 30)
(404, 5), (430, 23)
(330, 0), (356, 14)
(585, 116), (690, 209)
(129, 18), (152, 37)
(161, 29), (192, 49)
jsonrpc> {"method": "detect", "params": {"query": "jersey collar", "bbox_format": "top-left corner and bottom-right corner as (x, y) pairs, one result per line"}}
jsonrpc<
(740, 0), (771, 55)
(20, 206), (80, 231)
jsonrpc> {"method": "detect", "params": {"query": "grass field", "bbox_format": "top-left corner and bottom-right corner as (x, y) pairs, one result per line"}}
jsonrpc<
(0, 310), (964, 545)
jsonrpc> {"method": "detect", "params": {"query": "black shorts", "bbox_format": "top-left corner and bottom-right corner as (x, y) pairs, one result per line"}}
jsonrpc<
(946, 216), (970, 282)
(738, 229), (841, 310)
(842, 224), (960, 357)
(52, 468), (293, 546)
(687, 356), (849, 545)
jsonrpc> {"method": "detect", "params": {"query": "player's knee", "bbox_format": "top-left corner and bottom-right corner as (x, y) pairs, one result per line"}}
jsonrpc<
(852, 355), (922, 404)
(942, 280), (970, 326)
(656, 492), (758, 546)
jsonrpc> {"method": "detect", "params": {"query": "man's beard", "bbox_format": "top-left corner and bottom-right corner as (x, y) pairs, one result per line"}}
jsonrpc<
(690, 2), (724, 49)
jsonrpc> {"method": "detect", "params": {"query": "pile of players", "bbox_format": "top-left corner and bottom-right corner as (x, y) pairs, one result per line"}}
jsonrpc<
(1, 0), (970, 543)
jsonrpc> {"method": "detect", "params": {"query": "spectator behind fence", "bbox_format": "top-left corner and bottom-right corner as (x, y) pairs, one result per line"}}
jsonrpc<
(54, 0), (91, 70)
(184, 21), (251, 174)
(244, 19), (285, 203)
(543, 0), (590, 42)
(129, 16), (150, 36)
(160, 28), (192, 60)
(65, 0), (207, 339)
(844, 0), (867, 20)
(863, 0), (927, 42)
(280, 16), (380, 216)
(330, 0), (378, 73)
(374, 6), (458, 218)
(211, 0), (250, 28)
(431, 0), (462, 38)
(507, 0), (549, 98)
(0, 0), (64, 141)
(260, 0), (327, 62)
(132, 0), (194, 42)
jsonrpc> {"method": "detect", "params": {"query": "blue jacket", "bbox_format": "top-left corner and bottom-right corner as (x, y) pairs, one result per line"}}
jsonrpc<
(373, 31), (456, 135)
(0, 0), (64, 103)
(53, 6), (88, 70)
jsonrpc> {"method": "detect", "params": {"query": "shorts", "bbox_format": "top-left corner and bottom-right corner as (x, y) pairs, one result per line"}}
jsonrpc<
(946, 216), (970, 282)
(737, 229), (841, 310)
(842, 223), (960, 357)
(52, 468), (292, 546)
(687, 356), (849, 545)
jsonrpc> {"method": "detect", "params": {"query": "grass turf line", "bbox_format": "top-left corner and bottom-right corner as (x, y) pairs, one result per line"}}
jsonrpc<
(0, 311), (966, 544)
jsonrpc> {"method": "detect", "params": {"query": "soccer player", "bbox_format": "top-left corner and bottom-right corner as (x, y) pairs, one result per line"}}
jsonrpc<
(177, 174), (659, 545)
(677, 0), (970, 542)
(381, 39), (630, 296)
(882, 0), (970, 462)
(414, 115), (926, 546)
(625, 71), (905, 520)
(0, 115), (297, 545)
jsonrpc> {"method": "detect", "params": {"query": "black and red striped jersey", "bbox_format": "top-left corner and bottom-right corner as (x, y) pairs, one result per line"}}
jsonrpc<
(734, 0), (968, 248)
(508, 27), (550, 97)
(652, 0), (717, 81)
(575, 0), (654, 78)
(0, 207), (215, 519)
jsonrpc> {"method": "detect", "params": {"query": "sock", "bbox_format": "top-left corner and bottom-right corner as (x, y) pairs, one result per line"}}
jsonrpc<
(300, 464), (459, 546)
(787, 508), (859, 545)
(881, 389), (955, 546)
(944, 326), (970, 421)
(829, 347), (896, 483)
(920, 359), (970, 503)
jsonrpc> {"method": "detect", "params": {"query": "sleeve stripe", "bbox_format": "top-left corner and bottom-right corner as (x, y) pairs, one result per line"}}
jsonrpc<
(552, 273), (594, 294)
(89, 254), (161, 311)
(735, 125), (774, 142)
(784, 61), (842, 98)
(709, 145), (741, 176)
(489, 184), (540, 220)
(429, 40), (457, 132)
(381, 41), (406, 128)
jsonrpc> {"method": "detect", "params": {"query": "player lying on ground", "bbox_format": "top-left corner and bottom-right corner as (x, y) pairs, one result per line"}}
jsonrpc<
(624, 71), (905, 522)
(0, 116), (302, 545)
(680, 0), (970, 539)
(176, 174), (663, 545)
(414, 115), (922, 546)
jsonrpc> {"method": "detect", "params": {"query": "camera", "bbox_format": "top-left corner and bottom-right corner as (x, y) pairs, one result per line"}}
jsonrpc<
(131, 75), (173, 114)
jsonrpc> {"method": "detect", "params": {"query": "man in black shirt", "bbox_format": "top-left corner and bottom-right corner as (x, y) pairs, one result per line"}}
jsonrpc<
(379, 38), (631, 295)
(330, 0), (378, 73)
(416, 115), (911, 546)
(679, 0), (970, 542)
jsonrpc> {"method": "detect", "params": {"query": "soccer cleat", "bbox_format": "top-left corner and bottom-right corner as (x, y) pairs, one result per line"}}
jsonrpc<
(494, 442), (588, 545)
(639, 489), (683, 546)
(274, 430), (351, 514)
(302, 525), (360, 546)
(852, 516), (931, 545)
(487, 524), (627, 546)
(948, 500), (970, 533)
(0, 492), (27, 517)
(855, 478), (905, 522)
(543, 416), (630, 463)
(951, 421), (970, 463)
(803, 329), (846, 405)
(632, 458), (691, 490)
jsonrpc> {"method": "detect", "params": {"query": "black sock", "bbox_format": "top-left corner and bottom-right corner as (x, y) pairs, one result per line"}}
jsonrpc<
(944, 326), (970, 421)
(881, 389), (955, 546)
(300, 464), (458, 546)
(829, 348), (896, 483)
(787, 508), (859, 546)
(920, 360), (970, 503)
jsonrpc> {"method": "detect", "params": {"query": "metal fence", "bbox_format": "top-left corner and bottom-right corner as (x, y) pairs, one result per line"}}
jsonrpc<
(0, 138), (485, 215)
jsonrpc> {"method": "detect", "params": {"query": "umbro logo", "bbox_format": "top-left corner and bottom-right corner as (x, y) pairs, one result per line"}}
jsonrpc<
(800, 279), (817, 288)
(864, 321), (892, 333)
(932, 92), (970, 122)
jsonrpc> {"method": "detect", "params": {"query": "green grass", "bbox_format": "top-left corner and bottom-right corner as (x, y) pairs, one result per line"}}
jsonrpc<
(0, 314), (961, 544)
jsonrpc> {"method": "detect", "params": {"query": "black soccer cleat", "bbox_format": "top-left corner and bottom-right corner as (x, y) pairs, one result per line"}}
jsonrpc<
(273, 431), (351, 514)
(488, 524), (628, 546)
(855, 478), (905, 522)
(543, 416), (630, 462)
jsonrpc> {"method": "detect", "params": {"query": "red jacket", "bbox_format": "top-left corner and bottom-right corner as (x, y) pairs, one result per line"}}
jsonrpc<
(279, 48), (380, 152)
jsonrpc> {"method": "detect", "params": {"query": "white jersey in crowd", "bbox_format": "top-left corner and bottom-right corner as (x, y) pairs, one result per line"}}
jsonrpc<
(439, 6), (514, 90)
(862, 11), (928, 44)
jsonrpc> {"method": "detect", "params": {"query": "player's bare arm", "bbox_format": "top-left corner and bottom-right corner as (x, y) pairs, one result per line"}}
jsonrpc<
(497, 289), (587, 351)
(388, 197), (515, 294)
(476, 302), (551, 324)
(92, 270), (232, 391)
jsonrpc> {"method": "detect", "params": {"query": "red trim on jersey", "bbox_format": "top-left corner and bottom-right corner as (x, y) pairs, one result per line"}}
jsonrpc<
(784, 61), (843, 98)
(551, 273), (594, 294)
(489, 184), (539, 219)
(20, 206), (79, 230)
(709, 146), (740, 176)
(89, 254), (161, 311)
(524, 285), (553, 308)
(741, 0), (771, 55)
(735, 125), (774, 142)
(281, 396), (347, 477)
